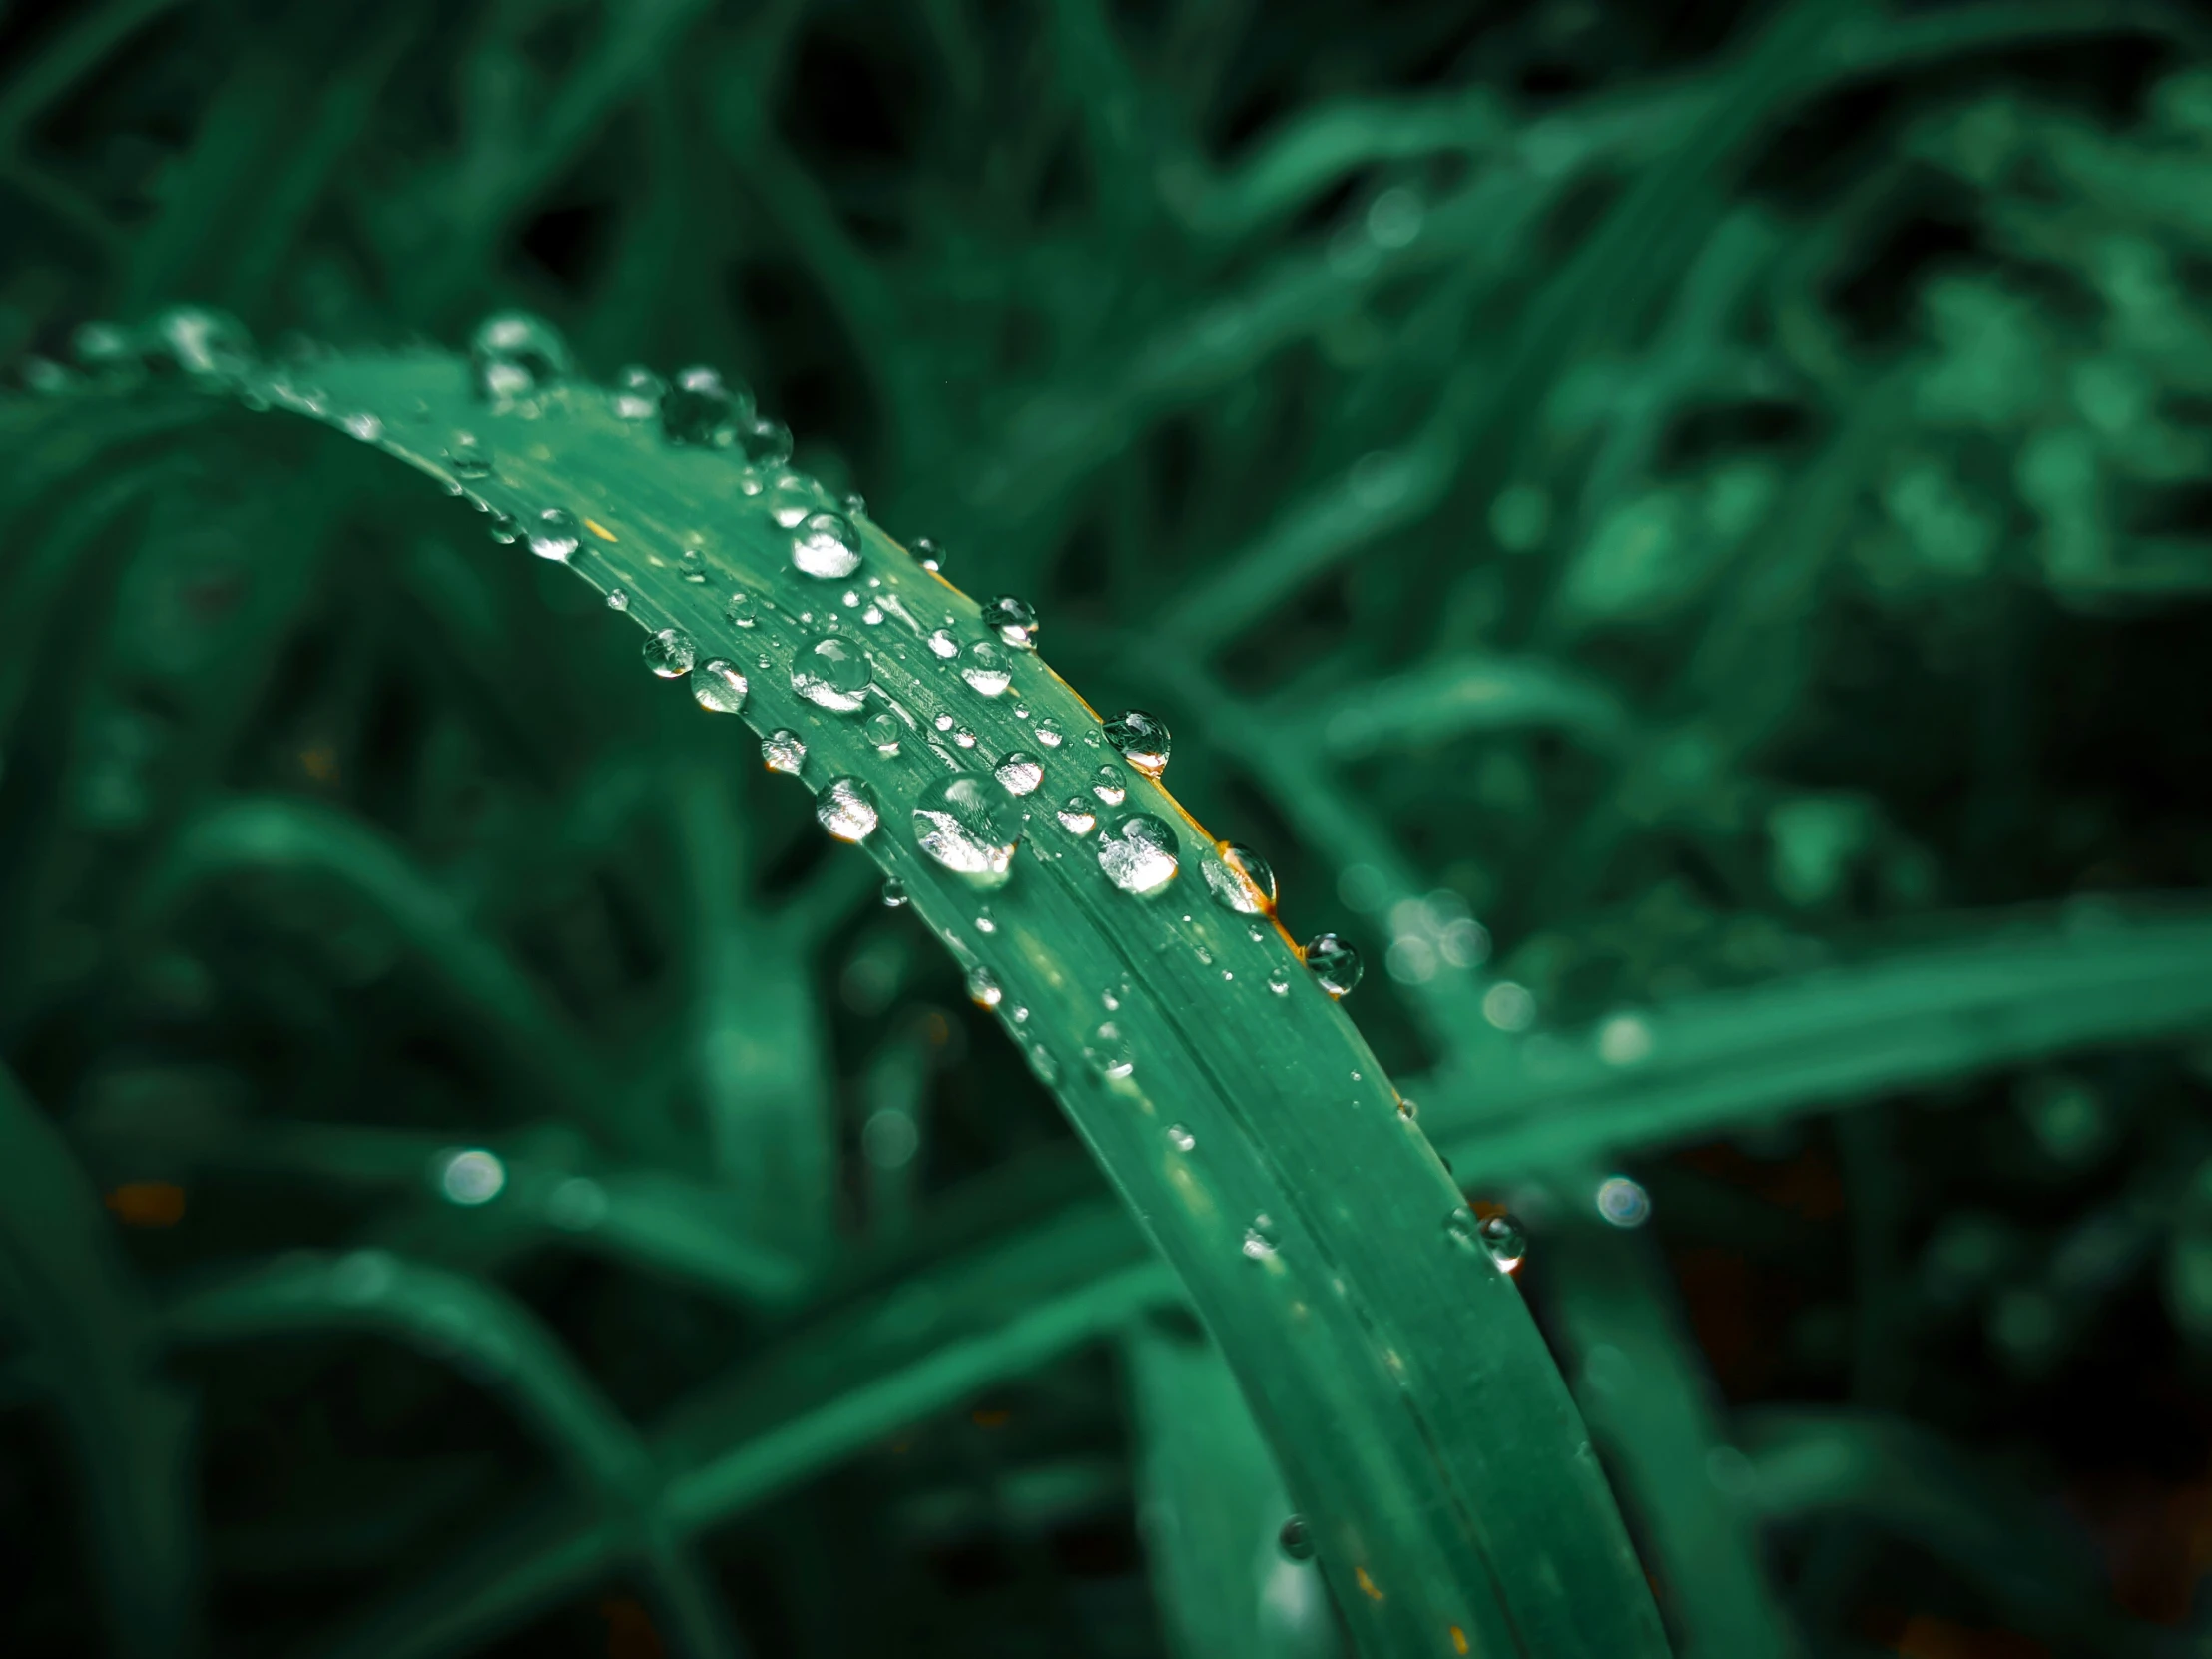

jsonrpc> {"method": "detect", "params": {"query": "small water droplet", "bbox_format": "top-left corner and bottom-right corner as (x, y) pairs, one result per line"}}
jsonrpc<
(724, 590), (757, 628)
(692, 659), (749, 714)
(1097, 813), (1179, 896)
(342, 410), (382, 443)
(1278, 1516), (1315, 1561)
(862, 604), (883, 625)
(994, 752), (1044, 797)
(611, 363), (663, 420)
(471, 311), (570, 400)
(792, 634), (872, 712)
(1035, 719), (1063, 748)
(1084, 1021), (1135, 1079)
(865, 711), (902, 754)
(679, 546), (708, 583)
(973, 909), (996, 934)
(1091, 766), (1127, 806)
(961, 640), (1011, 697)
(1057, 798), (1098, 834)
(1103, 709), (1170, 775)
(445, 433), (493, 479)
(967, 965), (1003, 1008)
(1204, 843), (1278, 915)
(927, 628), (959, 659)
(817, 776), (879, 842)
(1267, 966), (1292, 996)
(662, 364), (747, 445)
(1167, 1124), (1195, 1152)
(913, 775), (1018, 885)
(1480, 1212), (1528, 1269)
(933, 713), (955, 732)
(913, 536), (944, 572)
(528, 506), (580, 561)
(1027, 1041), (1060, 1084)
(1304, 933), (1362, 997)
(1397, 1097), (1418, 1121)
(644, 628), (698, 678)
(487, 511), (520, 544)
(1243, 1214), (1282, 1261)
(982, 594), (1038, 650)
(1596, 1176), (1652, 1229)
(953, 727), (977, 749)
(764, 729), (807, 775)
(793, 510), (862, 580)
(606, 589), (630, 611)
(880, 877), (907, 908)
(739, 416), (793, 466)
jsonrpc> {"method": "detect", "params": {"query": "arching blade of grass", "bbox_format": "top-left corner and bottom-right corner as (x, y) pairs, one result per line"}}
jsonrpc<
(120, 337), (1668, 1659)
(0, 1061), (197, 1659)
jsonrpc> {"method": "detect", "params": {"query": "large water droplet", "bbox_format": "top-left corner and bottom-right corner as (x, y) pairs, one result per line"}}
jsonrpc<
(764, 729), (807, 775)
(445, 433), (493, 479)
(611, 364), (663, 420)
(1303, 933), (1361, 997)
(471, 311), (570, 401)
(662, 365), (747, 445)
(1091, 766), (1126, 806)
(1104, 709), (1170, 775)
(913, 536), (944, 572)
(692, 659), (748, 714)
(1057, 798), (1098, 834)
(644, 629), (698, 678)
(528, 506), (580, 561)
(1084, 1021), (1135, 1079)
(817, 777), (879, 842)
(793, 510), (862, 580)
(739, 416), (793, 466)
(961, 640), (1011, 696)
(982, 594), (1038, 650)
(1097, 813), (1179, 896)
(994, 752), (1043, 797)
(913, 775), (1018, 885)
(966, 965), (1003, 1008)
(1204, 843), (1278, 914)
(792, 635), (871, 712)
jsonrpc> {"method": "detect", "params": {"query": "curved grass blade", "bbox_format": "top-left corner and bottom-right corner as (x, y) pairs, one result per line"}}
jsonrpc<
(0, 1061), (198, 1659)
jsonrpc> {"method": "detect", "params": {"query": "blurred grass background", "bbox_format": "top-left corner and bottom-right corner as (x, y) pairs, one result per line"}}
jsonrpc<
(6, 0), (2212, 1655)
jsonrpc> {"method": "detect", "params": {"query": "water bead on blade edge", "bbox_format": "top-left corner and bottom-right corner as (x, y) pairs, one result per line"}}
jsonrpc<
(764, 729), (807, 775)
(817, 777), (880, 842)
(470, 311), (570, 400)
(983, 594), (1038, 649)
(662, 364), (745, 445)
(1303, 932), (1362, 997)
(692, 659), (748, 714)
(966, 965), (1003, 1008)
(880, 877), (907, 908)
(913, 775), (1018, 886)
(528, 506), (580, 560)
(643, 629), (698, 678)
(1480, 1213), (1529, 1269)
(1203, 842), (1278, 914)
(1103, 709), (1170, 775)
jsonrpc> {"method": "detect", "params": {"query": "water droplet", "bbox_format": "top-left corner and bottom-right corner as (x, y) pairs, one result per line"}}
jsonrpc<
(982, 594), (1038, 650)
(677, 546), (708, 583)
(1084, 1021), (1135, 1079)
(1278, 1516), (1315, 1562)
(793, 510), (862, 580)
(445, 433), (492, 479)
(1596, 1176), (1651, 1229)
(913, 775), (1018, 885)
(1304, 933), (1362, 997)
(933, 714), (955, 732)
(1397, 1097), (1418, 1120)
(611, 363), (663, 420)
(966, 965), (1003, 1007)
(606, 589), (629, 611)
(663, 364), (747, 445)
(1204, 843), (1278, 914)
(880, 877), (907, 908)
(865, 711), (902, 754)
(1091, 766), (1127, 806)
(1036, 719), (1063, 748)
(725, 590), (757, 627)
(471, 311), (570, 400)
(764, 730), (807, 775)
(1267, 966), (1292, 996)
(913, 536), (944, 572)
(1097, 813), (1179, 896)
(1480, 1213), (1528, 1269)
(792, 635), (871, 712)
(740, 416), (793, 466)
(692, 659), (749, 714)
(994, 752), (1044, 796)
(1026, 1041), (1060, 1084)
(528, 506), (580, 561)
(154, 305), (255, 377)
(487, 511), (520, 544)
(644, 629), (698, 678)
(343, 410), (383, 443)
(1101, 980), (1127, 1012)
(973, 909), (996, 935)
(953, 727), (977, 749)
(961, 640), (1011, 696)
(1104, 709), (1170, 775)
(927, 628), (960, 660)
(1057, 798), (1098, 834)
(817, 777), (879, 842)
(1167, 1123), (1196, 1152)
(1243, 1214), (1282, 1261)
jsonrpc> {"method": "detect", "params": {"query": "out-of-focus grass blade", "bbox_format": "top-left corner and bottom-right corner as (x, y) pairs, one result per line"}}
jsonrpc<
(1291, 653), (1633, 761)
(0, 1062), (197, 1659)
(1432, 901), (2212, 1175)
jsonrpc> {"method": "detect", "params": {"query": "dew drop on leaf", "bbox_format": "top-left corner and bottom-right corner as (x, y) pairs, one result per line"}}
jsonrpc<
(611, 364), (663, 420)
(692, 659), (748, 714)
(606, 589), (629, 611)
(764, 729), (807, 775)
(1204, 842), (1278, 915)
(792, 635), (871, 712)
(913, 775), (1018, 885)
(643, 628), (697, 678)
(793, 510), (862, 580)
(488, 511), (520, 545)
(994, 752), (1043, 797)
(1097, 813), (1179, 896)
(1035, 719), (1063, 748)
(927, 628), (959, 660)
(913, 536), (944, 572)
(982, 594), (1038, 650)
(740, 416), (793, 466)
(1267, 966), (1292, 996)
(470, 311), (570, 400)
(662, 364), (746, 445)
(1480, 1212), (1529, 1269)
(1304, 932), (1362, 997)
(1084, 1021), (1135, 1079)
(1167, 1124), (1195, 1152)
(725, 590), (757, 627)
(961, 640), (1011, 696)
(1057, 798), (1098, 834)
(865, 711), (901, 754)
(966, 965), (1003, 1008)
(1091, 766), (1126, 806)
(817, 776), (879, 842)
(528, 506), (580, 561)
(1278, 1516), (1315, 1562)
(880, 877), (907, 908)
(1103, 709), (1170, 775)
(445, 433), (492, 479)
(679, 546), (708, 582)
(1243, 1214), (1282, 1261)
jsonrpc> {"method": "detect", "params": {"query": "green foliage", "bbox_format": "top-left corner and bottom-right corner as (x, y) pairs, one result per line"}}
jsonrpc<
(5, 1), (2212, 1657)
